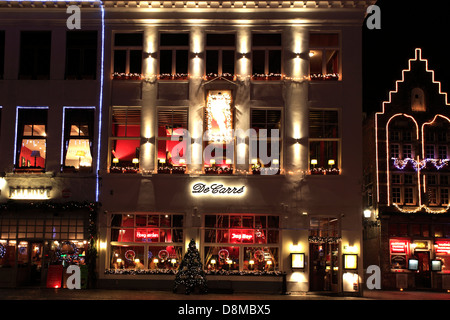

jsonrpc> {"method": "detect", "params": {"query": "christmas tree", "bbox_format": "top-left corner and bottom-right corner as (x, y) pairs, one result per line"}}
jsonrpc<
(173, 239), (208, 294)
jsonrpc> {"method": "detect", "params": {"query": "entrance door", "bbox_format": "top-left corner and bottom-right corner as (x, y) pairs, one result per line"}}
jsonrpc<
(16, 241), (43, 286)
(414, 251), (431, 288)
(309, 243), (339, 291)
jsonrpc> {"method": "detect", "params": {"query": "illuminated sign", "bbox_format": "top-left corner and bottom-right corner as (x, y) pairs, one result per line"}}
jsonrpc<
(390, 240), (409, 254)
(230, 230), (253, 242)
(191, 182), (245, 196)
(291, 253), (305, 270)
(10, 187), (51, 200)
(343, 254), (358, 270)
(135, 229), (159, 241)
(435, 241), (450, 255)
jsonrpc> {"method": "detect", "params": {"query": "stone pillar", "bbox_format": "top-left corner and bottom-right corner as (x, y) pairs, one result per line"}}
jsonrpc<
(234, 28), (251, 173)
(188, 26), (205, 174)
(140, 27), (158, 173)
(283, 26), (309, 173)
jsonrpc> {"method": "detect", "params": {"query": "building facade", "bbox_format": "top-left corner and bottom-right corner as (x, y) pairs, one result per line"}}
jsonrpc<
(0, 0), (371, 294)
(364, 48), (450, 291)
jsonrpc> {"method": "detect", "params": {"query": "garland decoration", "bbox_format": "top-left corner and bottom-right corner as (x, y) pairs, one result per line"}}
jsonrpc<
(0, 243), (6, 258)
(308, 236), (342, 244)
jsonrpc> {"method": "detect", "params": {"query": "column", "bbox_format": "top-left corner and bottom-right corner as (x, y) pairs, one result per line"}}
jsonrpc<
(283, 26), (309, 173)
(140, 27), (158, 173)
(234, 27), (251, 173)
(188, 26), (205, 174)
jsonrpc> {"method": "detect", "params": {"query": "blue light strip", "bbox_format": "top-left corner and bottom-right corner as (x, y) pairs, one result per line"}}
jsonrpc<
(13, 106), (49, 166)
(96, 5), (105, 202)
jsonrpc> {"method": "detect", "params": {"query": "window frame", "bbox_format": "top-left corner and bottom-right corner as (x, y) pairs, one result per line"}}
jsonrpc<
(205, 33), (236, 79)
(251, 33), (282, 80)
(309, 32), (340, 81)
(109, 106), (142, 173)
(112, 32), (143, 78)
(158, 33), (189, 80)
(203, 214), (280, 272)
(156, 107), (189, 174)
(308, 108), (341, 174)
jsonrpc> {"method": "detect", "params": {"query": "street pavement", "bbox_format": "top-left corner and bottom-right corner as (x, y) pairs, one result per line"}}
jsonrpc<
(0, 287), (449, 300)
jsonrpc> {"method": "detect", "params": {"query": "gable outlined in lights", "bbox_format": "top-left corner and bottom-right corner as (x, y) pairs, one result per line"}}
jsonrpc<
(375, 48), (450, 213)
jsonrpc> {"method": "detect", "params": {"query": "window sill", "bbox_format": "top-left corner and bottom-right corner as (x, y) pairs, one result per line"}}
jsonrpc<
(13, 167), (45, 174)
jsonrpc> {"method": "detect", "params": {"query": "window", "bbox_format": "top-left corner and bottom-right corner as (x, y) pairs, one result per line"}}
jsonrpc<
(309, 217), (339, 238)
(309, 109), (340, 174)
(392, 174), (401, 184)
(428, 187), (437, 204)
(309, 33), (339, 80)
(250, 109), (282, 174)
(157, 108), (188, 174)
(392, 187), (401, 204)
(403, 144), (412, 159)
(113, 33), (143, 79)
(204, 214), (279, 272)
(65, 31), (97, 80)
(0, 31), (4, 80)
(404, 174), (413, 184)
(425, 145), (435, 159)
(438, 145), (447, 159)
(109, 213), (183, 271)
(441, 188), (449, 205)
(19, 31), (51, 80)
(159, 33), (189, 80)
(110, 106), (141, 173)
(62, 108), (95, 172)
(203, 91), (234, 174)
(251, 33), (282, 80)
(404, 187), (414, 204)
(15, 108), (48, 172)
(411, 88), (426, 112)
(390, 144), (400, 159)
(205, 34), (235, 80)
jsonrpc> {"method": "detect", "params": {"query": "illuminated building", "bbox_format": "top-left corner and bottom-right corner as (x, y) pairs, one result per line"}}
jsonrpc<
(0, 0), (371, 294)
(363, 48), (450, 290)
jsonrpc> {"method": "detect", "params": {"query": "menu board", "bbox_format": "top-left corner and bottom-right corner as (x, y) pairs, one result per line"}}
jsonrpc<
(46, 265), (63, 288)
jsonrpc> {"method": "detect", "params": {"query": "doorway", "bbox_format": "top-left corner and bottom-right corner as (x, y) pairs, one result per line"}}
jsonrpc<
(309, 243), (339, 291)
(414, 250), (431, 289)
(16, 241), (44, 286)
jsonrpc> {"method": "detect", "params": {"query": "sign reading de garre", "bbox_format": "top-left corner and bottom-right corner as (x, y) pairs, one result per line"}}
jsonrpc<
(191, 182), (245, 195)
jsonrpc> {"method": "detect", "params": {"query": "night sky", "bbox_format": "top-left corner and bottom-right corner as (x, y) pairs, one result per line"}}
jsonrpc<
(363, 0), (449, 115)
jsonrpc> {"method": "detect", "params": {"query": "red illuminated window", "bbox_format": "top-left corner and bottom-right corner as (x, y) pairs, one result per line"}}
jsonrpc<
(157, 108), (188, 174)
(109, 106), (141, 173)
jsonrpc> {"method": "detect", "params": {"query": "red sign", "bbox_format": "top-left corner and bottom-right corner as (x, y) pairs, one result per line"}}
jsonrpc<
(390, 240), (409, 254)
(435, 241), (450, 255)
(230, 230), (253, 242)
(46, 265), (63, 289)
(136, 229), (159, 240)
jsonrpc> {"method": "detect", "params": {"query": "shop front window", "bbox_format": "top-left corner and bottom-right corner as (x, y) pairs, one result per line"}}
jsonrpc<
(0, 240), (15, 268)
(109, 213), (184, 271)
(204, 214), (279, 272)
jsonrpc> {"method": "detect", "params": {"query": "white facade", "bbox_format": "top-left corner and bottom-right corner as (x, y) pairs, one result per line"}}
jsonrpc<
(0, 1), (372, 293)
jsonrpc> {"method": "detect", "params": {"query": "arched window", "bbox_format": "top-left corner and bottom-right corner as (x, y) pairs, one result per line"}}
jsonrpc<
(411, 88), (426, 112)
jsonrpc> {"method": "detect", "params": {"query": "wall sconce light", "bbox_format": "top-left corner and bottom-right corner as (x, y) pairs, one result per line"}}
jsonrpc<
(238, 52), (249, 59)
(194, 52), (200, 58)
(363, 209), (372, 218)
(291, 253), (305, 270)
(295, 53), (301, 59)
(143, 52), (157, 59)
(309, 51), (315, 57)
